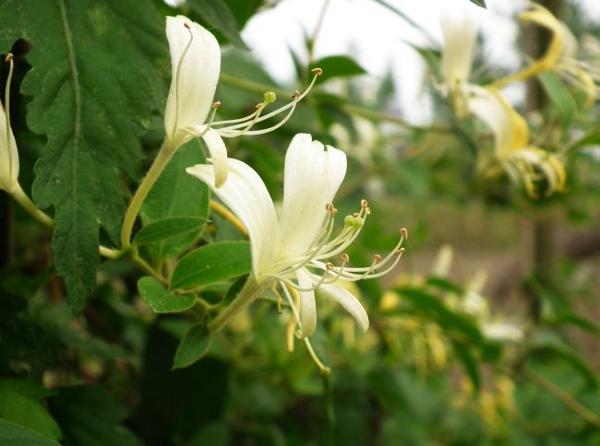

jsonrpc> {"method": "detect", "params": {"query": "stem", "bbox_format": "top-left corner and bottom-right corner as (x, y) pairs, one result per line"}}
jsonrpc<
(524, 368), (600, 427)
(308, 0), (331, 63)
(120, 140), (175, 250)
(208, 276), (263, 332)
(10, 184), (53, 227)
(210, 200), (248, 237)
(131, 250), (166, 285)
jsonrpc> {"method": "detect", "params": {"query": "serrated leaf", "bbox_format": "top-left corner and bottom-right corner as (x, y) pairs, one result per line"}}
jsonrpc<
(137, 276), (196, 314)
(187, 0), (247, 49)
(0, 419), (60, 446)
(141, 140), (210, 260)
(171, 241), (251, 290)
(310, 55), (366, 84)
(0, 0), (166, 313)
(134, 216), (206, 246)
(172, 324), (212, 370)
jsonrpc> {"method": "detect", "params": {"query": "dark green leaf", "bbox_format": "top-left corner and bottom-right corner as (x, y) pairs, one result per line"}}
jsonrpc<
(49, 386), (142, 446)
(539, 71), (577, 127)
(425, 276), (464, 295)
(470, 0), (486, 8)
(172, 324), (212, 370)
(0, 419), (60, 446)
(137, 276), (196, 314)
(187, 0), (247, 49)
(310, 55), (366, 84)
(0, 0), (166, 313)
(134, 216), (206, 246)
(171, 241), (251, 290)
(141, 140), (210, 260)
(452, 341), (480, 391)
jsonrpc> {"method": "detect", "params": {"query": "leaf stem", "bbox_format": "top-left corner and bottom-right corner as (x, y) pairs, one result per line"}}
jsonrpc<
(120, 140), (175, 250)
(210, 200), (248, 237)
(207, 276), (263, 332)
(524, 367), (600, 427)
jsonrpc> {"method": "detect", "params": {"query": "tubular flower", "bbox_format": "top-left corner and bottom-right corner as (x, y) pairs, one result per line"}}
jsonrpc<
(0, 54), (19, 193)
(187, 134), (406, 340)
(439, 5), (479, 116)
(165, 16), (320, 187)
(468, 86), (566, 197)
(493, 3), (599, 105)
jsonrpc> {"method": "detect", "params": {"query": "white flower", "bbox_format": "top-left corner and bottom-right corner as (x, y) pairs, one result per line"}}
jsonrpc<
(0, 54), (18, 193)
(165, 16), (320, 187)
(483, 322), (523, 343)
(467, 86), (565, 197)
(440, 6), (479, 88)
(187, 133), (406, 338)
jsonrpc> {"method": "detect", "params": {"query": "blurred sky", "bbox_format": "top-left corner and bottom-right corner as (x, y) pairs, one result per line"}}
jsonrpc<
(241, 0), (600, 123)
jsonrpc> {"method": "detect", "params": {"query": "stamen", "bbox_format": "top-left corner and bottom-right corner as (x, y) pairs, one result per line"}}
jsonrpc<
(311, 67), (323, 76)
(304, 337), (331, 375)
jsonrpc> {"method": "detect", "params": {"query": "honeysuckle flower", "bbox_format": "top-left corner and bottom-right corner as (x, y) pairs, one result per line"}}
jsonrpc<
(467, 86), (566, 197)
(492, 3), (599, 106)
(165, 16), (320, 187)
(187, 133), (406, 341)
(439, 5), (479, 116)
(0, 54), (18, 193)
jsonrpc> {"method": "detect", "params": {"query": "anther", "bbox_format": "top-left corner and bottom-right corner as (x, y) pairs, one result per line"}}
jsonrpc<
(5, 53), (13, 63)
(372, 254), (382, 264)
(292, 90), (301, 100)
(400, 227), (409, 240)
(396, 247), (406, 254)
(352, 212), (359, 218)
(183, 22), (191, 29)
(326, 262), (335, 271)
(360, 199), (368, 208)
(212, 101), (221, 109)
(311, 67), (323, 76)
(340, 253), (350, 263)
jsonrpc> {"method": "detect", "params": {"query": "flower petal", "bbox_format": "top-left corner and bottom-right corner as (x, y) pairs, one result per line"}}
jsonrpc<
(467, 86), (529, 156)
(440, 4), (479, 84)
(165, 16), (220, 140)
(319, 283), (369, 332)
(278, 133), (347, 259)
(186, 159), (279, 279)
(200, 128), (228, 187)
(296, 268), (317, 338)
(0, 101), (18, 191)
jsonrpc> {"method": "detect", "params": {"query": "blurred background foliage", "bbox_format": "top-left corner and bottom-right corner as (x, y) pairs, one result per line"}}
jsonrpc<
(1, 0), (600, 445)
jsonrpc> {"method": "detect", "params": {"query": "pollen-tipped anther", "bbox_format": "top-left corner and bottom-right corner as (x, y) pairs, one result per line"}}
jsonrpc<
(311, 67), (323, 76)
(400, 227), (409, 240)
(211, 101), (221, 109)
(372, 254), (382, 264)
(5, 53), (13, 63)
(292, 90), (301, 101)
(340, 253), (350, 263)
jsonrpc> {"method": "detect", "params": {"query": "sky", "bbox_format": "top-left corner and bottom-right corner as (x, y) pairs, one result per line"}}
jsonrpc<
(241, 0), (600, 123)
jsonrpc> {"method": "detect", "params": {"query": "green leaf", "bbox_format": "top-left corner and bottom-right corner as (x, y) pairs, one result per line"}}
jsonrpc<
(425, 276), (464, 295)
(137, 276), (196, 314)
(0, 0), (166, 314)
(49, 386), (142, 446)
(0, 382), (62, 441)
(172, 324), (212, 370)
(171, 241), (251, 290)
(134, 216), (206, 246)
(141, 140), (210, 260)
(470, 0), (486, 8)
(539, 71), (577, 127)
(187, 0), (247, 49)
(452, 342), (480, 391)
(0, 419), (60, 446)
(395, 286), (483, 344)
(310, 55), (366, 84)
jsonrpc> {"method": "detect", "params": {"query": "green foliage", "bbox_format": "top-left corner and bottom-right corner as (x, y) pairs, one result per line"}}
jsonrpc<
(187, 0), (247, 49)
(137, 277), (196, 313)
(0, 0), (166, 314)
(171, 241), (251, 290)
(133, 216), (206, 247)
(172, 324), (212, 369)
(0, 419), (60, 446)
(311, 55), (367, 84)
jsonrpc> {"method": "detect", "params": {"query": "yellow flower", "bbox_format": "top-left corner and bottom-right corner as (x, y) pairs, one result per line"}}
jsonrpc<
(468, 86), (566, 197)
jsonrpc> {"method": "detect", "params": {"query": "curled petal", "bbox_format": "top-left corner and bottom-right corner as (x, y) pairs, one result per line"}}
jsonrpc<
(319, 283), (369, 332)
(165, 16), (220, 140)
